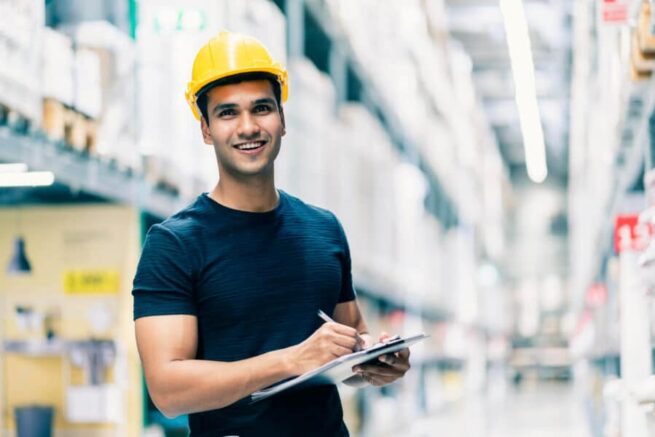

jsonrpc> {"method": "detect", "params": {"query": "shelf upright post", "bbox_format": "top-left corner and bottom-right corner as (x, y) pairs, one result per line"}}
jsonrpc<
(286, 0), (304, 60)
(329, 42), (347, 110)
(617, 220), (652, 437)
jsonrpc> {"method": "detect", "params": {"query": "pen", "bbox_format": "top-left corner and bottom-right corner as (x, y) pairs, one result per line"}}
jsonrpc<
(317, 309), (365, 352)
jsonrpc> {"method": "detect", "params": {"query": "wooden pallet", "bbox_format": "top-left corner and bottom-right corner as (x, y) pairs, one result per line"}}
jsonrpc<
(632, 32), (655, 76)
(42, 98), (97, 154)
(639, 0), (655, 54)
(42, 98), (67, 140)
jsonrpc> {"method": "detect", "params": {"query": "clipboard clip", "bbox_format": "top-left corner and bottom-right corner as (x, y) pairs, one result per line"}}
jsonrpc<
(364, 335), (402, 354)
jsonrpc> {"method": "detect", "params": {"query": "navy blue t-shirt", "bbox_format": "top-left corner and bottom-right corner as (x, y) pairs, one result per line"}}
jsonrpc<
(132, 190), (355, 436)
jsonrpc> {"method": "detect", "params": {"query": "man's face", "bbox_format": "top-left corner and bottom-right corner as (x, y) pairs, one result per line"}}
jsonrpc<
(200, 79), (285, 180)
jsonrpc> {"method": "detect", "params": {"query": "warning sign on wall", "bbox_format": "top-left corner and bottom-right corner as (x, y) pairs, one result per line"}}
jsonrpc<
(63, 270), (120, 294)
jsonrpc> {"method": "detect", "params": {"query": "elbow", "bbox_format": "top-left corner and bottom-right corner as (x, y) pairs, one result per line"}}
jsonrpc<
(150, 388), (233, 417)
(150, 390), (184, 419)
(146, 376), (187, 418)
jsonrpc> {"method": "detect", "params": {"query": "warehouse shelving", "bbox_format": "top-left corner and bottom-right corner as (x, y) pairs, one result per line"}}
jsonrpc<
(572, 76), (655, 387)
(0, 0), (462, 228)
(0, 0), (467, 318)
(274, 0), (459, 229)
(0, 127), (188, 217)
(578, 78), (655, 312)
(0, 0), (476, 325)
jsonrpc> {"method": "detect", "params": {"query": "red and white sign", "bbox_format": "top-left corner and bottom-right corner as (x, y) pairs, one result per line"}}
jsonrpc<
(614, 214), (653, 253)
(585, 283), (608, 308)
(601, 0), (628, 24)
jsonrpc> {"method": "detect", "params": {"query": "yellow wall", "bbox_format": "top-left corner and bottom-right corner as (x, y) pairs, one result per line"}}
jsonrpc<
(0, 205), (143, 436)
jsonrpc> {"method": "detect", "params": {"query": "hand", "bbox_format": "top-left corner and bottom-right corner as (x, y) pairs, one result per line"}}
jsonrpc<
(289, 322), (360, 375)
(352, 332), (410, 387)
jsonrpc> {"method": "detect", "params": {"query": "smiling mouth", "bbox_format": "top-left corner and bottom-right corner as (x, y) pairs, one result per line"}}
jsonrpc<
(234, 140), (267, 151)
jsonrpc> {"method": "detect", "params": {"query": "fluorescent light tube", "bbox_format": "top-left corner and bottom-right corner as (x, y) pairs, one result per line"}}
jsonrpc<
(500, 0), (548, 183)
(0, 171), (55, 187)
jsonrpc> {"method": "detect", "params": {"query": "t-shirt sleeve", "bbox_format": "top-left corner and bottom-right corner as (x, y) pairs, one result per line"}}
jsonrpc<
(132, 223), (197, 319)
(334, 216), (357, 303)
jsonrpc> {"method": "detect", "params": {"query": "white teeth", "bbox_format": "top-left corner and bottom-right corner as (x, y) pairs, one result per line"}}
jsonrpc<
(236, 141), (264, 150)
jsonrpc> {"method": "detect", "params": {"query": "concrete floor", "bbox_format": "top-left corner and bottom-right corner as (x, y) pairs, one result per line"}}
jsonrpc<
(385, 381), (591, 437)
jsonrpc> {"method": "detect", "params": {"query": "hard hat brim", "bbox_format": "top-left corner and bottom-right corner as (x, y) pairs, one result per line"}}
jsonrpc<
(186, 66), (289, 121)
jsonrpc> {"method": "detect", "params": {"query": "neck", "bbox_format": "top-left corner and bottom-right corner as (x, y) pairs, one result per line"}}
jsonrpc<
(210, 175), (279, 212)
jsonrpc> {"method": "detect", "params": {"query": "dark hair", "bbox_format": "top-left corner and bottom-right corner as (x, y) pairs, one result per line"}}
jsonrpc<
(197, 72), (282, 123)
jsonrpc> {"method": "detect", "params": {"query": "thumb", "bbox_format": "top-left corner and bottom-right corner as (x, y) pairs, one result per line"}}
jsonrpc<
(379, 331), (391, 342)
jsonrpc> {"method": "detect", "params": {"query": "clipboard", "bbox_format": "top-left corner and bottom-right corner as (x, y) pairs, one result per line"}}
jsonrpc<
(250, 332), (428, 403)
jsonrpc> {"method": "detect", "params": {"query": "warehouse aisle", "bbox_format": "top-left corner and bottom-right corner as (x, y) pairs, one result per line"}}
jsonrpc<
(398, 381), (590, 437)
(7, 1), (655, 436)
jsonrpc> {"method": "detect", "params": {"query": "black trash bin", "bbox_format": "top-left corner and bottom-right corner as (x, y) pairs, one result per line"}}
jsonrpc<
(15, 405), (54, 437)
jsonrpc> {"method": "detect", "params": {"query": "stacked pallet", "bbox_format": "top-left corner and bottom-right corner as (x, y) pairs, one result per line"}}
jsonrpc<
(41, 28), (99, 155)
(41, 99), (97, 154)
(632, 0), (655, 81)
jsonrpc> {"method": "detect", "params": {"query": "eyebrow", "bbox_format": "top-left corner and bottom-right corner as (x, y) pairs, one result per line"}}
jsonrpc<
(253, 98), (277, 107)
(211, 98), (277, 115)
(212, 102), (238, 115)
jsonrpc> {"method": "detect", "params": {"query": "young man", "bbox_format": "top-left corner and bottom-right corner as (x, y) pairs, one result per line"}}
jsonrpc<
(132, 31), (410, 436)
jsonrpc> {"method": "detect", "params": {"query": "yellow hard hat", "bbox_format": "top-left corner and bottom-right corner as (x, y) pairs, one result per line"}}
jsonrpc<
(185, 31), (289, 120)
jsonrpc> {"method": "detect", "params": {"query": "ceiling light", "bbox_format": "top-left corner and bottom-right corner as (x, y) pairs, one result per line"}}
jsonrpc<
(500, 0), (548, 183)
(0, 171), (55, 187)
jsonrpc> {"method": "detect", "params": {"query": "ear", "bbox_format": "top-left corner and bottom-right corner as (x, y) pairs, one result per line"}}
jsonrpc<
(200, 116), (213, 145)
(279, 107), (286, 137)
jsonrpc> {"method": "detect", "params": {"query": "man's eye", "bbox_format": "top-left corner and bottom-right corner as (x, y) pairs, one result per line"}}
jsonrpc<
(253, 105), (271, 114)
(219, 109), (236, 117)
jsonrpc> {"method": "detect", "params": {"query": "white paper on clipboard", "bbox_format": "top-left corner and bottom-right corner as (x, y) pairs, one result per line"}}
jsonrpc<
(250, 332), (428, 403)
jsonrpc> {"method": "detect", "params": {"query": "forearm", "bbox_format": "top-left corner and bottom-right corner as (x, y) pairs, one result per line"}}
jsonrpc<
(333, 300), (369, 337)
(149, 346), (296, 416)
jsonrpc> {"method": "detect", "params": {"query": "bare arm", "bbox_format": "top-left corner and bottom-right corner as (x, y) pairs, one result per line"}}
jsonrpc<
(332, 299), (370, 341)
(135, 314), (359, 417)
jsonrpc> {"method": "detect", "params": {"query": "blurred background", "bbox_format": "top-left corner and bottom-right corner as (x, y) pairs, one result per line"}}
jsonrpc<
(3, 0), (655, 436)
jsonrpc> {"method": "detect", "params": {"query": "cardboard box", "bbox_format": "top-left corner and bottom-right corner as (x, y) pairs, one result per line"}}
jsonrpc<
(0, 0), (44, 123)
(74, 49), (102, 118)
(42, 27), (75, 106)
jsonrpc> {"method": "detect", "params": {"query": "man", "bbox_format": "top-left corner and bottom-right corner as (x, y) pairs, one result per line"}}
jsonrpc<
(132, 31), (410, 436)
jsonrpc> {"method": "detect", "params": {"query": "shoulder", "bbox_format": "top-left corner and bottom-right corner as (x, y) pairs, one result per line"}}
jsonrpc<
(144, 196), (207, 250)
(282, 191), (340, 228)
(281, 192), (349, 246)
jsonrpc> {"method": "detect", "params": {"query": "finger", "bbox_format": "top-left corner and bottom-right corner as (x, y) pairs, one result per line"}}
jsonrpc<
(365, 374), (390, 387)
(379, 331), (390, 342)
(331, 333), (358, 351)
(330, 345), (354, 358)
(379, 353), (410, 371)
(359, 333), (374, 349)
(356, 362), (394, 375)
(326, 322), (358, 337)
(396, 347), (410, 360)
(360, 365), (402, 378)
(318, 323), (357, 343)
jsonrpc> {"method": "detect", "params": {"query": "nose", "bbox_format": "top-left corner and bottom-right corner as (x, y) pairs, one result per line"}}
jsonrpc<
(236, 112), (261, 139)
